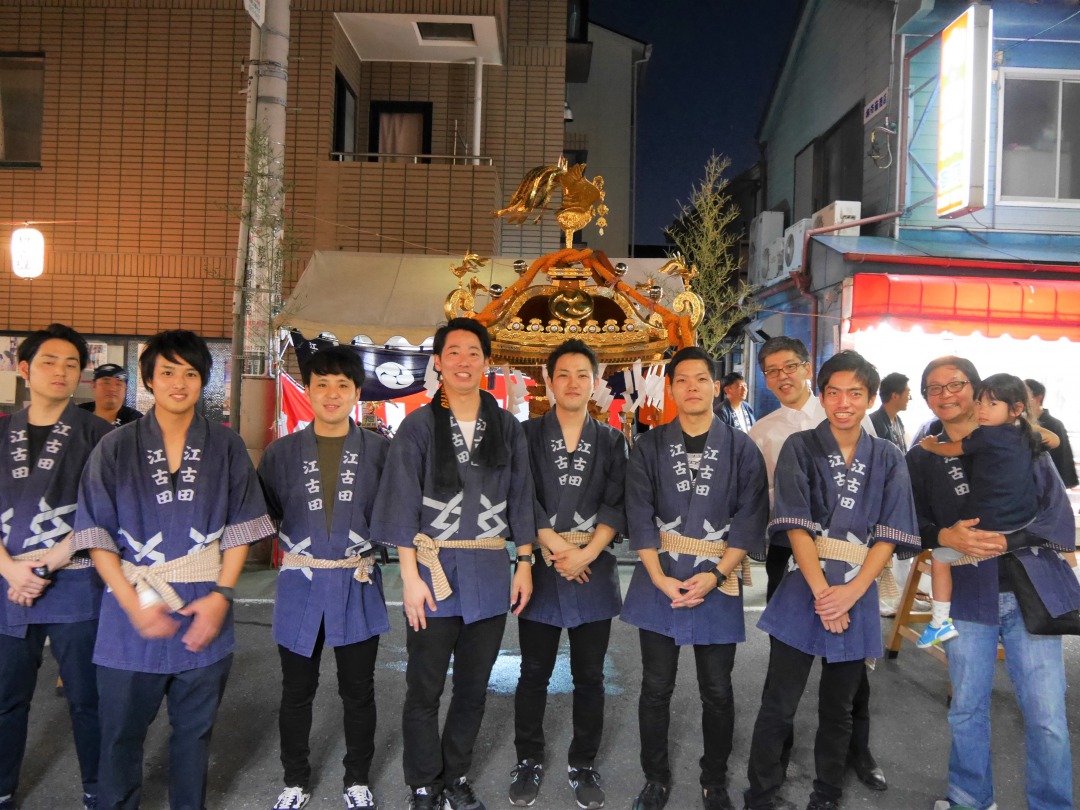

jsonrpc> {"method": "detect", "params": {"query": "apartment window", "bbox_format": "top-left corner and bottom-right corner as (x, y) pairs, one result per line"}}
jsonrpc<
(333, 72), (357, 159)
(791, 106), (863, 219)
(820, 106), (863, 207)
(999, 71), (1080, 202)
(368, 101), (432, 163)
(0, 54), (44, 168)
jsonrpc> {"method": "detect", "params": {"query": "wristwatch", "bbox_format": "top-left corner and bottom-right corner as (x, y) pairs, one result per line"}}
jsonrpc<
(710, 565), (726, 587)
(515, 555), (534, 565)
(209, 585), (235, 603)
(32, 565), (54, 581)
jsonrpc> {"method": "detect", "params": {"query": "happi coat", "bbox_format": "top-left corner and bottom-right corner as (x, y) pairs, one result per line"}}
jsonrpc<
(620, 417), (769, 646)
(518, 408), (627, 628)
(370, 395), (535, 624)
(759, 421), (920, 662)
(0, 402), (112, 636)
(259, 421), (391, 656)
(71, 409), (273, 673)
(907, 435), (1080, 624)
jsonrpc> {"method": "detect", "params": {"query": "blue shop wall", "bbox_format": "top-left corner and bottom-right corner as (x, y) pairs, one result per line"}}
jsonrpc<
(902, 4), (1080, 235)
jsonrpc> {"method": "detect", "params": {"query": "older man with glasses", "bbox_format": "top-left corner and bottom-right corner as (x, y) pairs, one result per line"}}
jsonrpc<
(906, 356), (1078, 810)
(746, 337), (887, 793)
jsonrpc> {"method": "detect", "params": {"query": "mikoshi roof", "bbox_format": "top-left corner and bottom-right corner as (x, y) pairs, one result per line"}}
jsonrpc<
(274, 250), (677, 347)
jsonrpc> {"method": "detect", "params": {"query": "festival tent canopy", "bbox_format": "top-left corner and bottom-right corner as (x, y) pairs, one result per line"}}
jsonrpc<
(274, 250), (679, 346)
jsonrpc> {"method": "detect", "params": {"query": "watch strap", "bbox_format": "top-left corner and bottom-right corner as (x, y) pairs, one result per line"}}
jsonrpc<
(210, 585), (235, 603)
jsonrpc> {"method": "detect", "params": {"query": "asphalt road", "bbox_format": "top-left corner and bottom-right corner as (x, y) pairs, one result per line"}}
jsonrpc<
(14, 563), (1080, 810)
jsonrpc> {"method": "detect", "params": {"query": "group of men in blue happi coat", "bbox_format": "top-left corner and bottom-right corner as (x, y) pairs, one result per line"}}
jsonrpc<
(0, 319), (1076, 810)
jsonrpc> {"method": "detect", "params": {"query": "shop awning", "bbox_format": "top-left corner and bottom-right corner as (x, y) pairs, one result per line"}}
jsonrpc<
(850, 273), (1080, 341)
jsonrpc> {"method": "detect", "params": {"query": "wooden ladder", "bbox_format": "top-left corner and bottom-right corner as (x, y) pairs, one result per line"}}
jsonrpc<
(886, 549), (946, 664)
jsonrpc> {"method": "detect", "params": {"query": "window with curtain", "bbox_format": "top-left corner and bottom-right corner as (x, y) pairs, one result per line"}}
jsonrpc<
(368, 101), (433, 163)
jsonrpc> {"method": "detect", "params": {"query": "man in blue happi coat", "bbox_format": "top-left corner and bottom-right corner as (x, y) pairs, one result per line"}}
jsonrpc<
(744, 351), (921, 810)
(621, 346), (769, 810)
(371, 318), (535, 810)
(259, 346), (391, 810)
(0, 324), (112, 810)
(907, 356), (1078, 810)
(509, 339), (627, 810)
(72, 330), (274, 810)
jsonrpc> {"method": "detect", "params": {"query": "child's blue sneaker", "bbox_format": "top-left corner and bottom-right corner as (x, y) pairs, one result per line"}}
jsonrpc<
(917, 619), (959, 648)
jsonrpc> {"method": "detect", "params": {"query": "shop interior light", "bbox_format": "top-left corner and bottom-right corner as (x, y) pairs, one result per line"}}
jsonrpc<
(10, 226), (45, 279)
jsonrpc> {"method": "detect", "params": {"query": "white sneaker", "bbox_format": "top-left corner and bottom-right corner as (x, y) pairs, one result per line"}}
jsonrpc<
(273, 786), (310, 809)
(344, 784), (377, 809)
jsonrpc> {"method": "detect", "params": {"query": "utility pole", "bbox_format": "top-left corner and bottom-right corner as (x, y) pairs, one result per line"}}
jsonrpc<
(231, 0), (290, 465)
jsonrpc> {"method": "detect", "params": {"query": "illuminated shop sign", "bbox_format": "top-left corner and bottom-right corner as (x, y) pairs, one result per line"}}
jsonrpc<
(936, 5), (993, 218)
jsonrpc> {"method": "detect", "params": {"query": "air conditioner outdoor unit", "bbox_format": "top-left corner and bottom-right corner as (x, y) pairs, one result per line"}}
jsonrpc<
(784, 218), (813, 274)
(812, 200), (862, 237)
(748, 211), (784, 285)
(762, 236), (785, 283)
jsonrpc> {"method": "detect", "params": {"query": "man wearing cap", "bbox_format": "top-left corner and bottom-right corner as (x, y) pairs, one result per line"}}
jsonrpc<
(79, 364), (142, 427)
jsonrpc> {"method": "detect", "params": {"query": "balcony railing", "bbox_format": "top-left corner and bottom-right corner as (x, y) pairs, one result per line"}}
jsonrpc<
(329, 152), (494, 166)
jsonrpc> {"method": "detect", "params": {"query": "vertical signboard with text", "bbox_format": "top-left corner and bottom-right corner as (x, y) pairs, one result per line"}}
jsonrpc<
(936, 6), (993, 218)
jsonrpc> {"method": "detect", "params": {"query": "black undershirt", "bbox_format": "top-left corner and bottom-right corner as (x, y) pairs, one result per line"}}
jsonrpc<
(26, 424), (53, 466)
(683, 431), (707, 480)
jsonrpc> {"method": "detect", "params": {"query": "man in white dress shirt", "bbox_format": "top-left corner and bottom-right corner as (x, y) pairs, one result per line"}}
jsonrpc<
(747, 337), (888, 793)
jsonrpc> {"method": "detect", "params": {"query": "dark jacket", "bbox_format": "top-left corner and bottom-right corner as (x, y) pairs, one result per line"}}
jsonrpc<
(1039, 409), (1079, 488)
(714, 399), (755, 431)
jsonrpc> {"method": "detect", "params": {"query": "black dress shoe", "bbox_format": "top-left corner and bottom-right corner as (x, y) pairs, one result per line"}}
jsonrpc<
(850, 751), (887, 791)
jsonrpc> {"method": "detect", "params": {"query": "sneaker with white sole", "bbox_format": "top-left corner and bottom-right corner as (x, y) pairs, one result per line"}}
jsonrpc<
(568, 766), (604, 809)
(442, 776), (485, 810)
(508, 759), (543, 806)
(917, 619), (959, 648)
(343, 784), (377, 809)
(272, 786), (310, 809)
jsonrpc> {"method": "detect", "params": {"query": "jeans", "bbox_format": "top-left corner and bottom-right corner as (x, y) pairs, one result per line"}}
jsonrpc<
(97, 656), (233, 810)
(0, 620), (100, 799)
(637, 628), (736, 789)
(402, 614), (506, 793)
(745, 637), (864, 809)
(514, 617), (610, 768)
(278, 625), (379, 789)
(947, 592), (1072, 810)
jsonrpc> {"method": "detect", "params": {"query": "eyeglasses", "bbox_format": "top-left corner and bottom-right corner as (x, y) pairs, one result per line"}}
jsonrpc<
(762, 361), (808, 380)
(924, 380), (970, 397)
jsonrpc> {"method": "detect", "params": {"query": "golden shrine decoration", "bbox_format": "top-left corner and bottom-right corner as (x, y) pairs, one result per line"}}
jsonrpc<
(443, 248), (704, 374)
(494, 157), (610, 249)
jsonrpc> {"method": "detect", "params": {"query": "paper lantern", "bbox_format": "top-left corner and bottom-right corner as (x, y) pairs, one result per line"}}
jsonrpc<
(11, 227), (44, 279)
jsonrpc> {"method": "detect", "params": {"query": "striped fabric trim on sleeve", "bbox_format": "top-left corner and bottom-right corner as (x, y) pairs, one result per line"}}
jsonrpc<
(222, 514), (275, 550)
(70, 527), (120, 554)
(872, 524), (921, 548)
(767, 517), (822, 535)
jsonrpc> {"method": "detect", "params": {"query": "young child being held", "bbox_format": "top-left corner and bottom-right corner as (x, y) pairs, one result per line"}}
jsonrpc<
(916, 373), (1057, 647)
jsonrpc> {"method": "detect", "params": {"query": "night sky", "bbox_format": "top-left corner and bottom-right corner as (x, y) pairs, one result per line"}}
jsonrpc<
(587, 1), (802, 246)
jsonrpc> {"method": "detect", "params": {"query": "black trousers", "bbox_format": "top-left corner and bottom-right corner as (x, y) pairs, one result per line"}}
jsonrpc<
(402, 614), (506, 793)
(637, 628), (736, 789)
(745, 638), (864, 809)
(0, 620), (100, 799)
(278, 624), (380, 790)
(97, 655), (232, 810)
(764, 546), (873, 759)
(514, 617), (611, 768)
